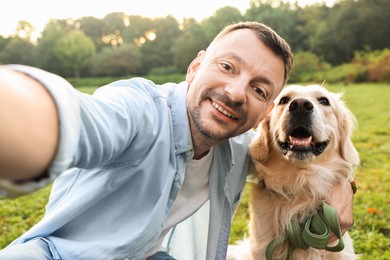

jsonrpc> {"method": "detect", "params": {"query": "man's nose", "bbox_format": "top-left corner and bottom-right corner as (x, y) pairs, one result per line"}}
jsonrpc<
(224, 80), (247, 104)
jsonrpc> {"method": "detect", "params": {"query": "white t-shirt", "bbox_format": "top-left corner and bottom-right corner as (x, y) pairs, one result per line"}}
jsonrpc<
(145, 148), (213, 258)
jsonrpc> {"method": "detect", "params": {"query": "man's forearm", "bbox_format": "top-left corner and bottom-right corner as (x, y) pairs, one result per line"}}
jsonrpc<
(0, 67), (59, 180)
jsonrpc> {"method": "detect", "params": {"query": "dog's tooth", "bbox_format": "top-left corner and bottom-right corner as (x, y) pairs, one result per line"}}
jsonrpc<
(289, 136), (311, 147)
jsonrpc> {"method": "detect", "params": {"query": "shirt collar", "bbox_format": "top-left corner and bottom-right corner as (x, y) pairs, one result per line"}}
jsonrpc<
(170, 81), (193, 156)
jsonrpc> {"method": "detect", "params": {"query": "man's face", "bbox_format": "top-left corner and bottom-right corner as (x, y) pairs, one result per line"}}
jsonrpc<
(186, 29), (285, 142)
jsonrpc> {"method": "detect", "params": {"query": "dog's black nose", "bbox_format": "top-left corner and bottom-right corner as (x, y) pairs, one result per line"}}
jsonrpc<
(289, 98), (313, 113)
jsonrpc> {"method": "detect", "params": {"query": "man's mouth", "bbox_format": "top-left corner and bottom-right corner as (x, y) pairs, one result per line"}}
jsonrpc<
(278, 126), (329, 156)
(212, 101), (237, 120)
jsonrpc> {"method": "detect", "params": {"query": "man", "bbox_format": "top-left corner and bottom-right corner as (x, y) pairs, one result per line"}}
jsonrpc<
(0, 21), (354, 259)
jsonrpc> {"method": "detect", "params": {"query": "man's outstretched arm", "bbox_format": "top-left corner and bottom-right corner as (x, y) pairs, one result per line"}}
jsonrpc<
(0, 67), (59, 181)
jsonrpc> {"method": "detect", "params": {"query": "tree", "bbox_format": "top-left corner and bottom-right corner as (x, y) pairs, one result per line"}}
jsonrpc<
(36, 19), (77, 73)
(201, 6), (243, 42)
(296, 4), (331, 52)
(172, 19), (208, 73)
(307, 0), (390, 64)
(78, 16), (107, 52)
(352, 0), (390, 51)
(15, 21), (37, 43)
(53, 31), (96, 77)
(121, 15), (154, 46)
(244, 0), (304, 51)
(89, 44), (141, 76)
(0, 36), (10, 63)
(0, 37), (37, 66)
(140, 16), (182, 74)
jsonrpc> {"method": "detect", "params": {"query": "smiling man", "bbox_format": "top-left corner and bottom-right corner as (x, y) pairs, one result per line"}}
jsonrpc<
(186, 29), (284, 152)
(0, 21), (353, 260)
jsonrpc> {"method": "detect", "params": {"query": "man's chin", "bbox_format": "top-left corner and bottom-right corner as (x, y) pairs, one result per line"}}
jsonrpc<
(198, 126), (242, 142)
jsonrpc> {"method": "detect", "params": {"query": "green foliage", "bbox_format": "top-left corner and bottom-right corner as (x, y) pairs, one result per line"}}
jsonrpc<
(144, 73), (186, 84)
(172, 19), (209, 73)
(35, 19), (77, 73)
(89, 44), (141, 77)
(0, 37), (37, 66)
(201, 6), (243, 42)
(1, 0), (389, 78)
(288, 52), (331, 83)
(148, 66), (180, 75)
(54, 31), (96, 77)
(244, 0), (303, 50)
(67, 74), (185, 89)
(139, 16), (181, 74)
(289, 49), (390, 84)
(322, 63), (365, 84)
(230, 83), (390, 259)
(353, 49), (390, 83)
(67, 76), (128, 88)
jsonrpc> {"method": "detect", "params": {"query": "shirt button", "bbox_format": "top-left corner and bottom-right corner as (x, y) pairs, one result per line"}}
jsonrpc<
(186, 150), (193, 157)
(174, 174), (180, 182)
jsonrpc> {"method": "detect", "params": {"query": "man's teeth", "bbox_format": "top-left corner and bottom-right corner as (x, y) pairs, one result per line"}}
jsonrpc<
(212, 102), (237, 119)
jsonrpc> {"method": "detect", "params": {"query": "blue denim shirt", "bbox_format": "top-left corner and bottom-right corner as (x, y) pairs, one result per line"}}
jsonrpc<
(3, 65), (252, 260)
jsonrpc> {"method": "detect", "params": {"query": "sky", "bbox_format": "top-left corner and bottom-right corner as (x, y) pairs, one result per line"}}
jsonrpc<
(0, 0), (335, 37)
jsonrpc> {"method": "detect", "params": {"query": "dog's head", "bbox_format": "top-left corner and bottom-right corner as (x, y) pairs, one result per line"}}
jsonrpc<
(250, 84), (360, 167)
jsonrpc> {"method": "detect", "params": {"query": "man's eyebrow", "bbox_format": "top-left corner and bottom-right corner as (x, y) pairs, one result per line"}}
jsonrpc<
(216, 52), (244, 64)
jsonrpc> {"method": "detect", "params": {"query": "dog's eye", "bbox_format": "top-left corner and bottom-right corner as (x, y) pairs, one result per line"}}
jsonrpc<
(279, 96), (290, 105)
(318, 97), (330, 106)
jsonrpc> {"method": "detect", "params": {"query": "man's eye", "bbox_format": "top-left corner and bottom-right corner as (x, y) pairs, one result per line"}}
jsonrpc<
(254, 87), (266, 99)
(221, 63), (233, 72)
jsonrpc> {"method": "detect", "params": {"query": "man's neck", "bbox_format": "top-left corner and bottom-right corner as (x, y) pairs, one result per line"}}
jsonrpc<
(192, 137), (216, 160)
(190, 127), (220, 160)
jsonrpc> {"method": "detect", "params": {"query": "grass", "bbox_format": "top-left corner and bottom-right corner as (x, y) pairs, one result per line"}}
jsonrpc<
(0, 83), (389, 258)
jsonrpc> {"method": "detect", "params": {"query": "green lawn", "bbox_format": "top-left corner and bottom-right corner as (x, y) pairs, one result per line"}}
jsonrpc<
(0, 83), (389, 259)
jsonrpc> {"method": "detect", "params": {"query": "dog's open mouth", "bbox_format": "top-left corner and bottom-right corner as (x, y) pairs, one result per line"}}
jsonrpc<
(278, 126), (329, 157)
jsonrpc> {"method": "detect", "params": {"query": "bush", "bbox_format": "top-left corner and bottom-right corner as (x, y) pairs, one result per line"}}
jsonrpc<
(288, 49), (390, 84)
(148, 66), (180, 75)
(288, 52), (331, 83)
(67, 77), (127, 88)
(354, 49), (390, 83)
(322, 63), (365, 84)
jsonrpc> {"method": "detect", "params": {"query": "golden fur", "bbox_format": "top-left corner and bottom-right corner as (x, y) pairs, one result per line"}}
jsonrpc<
(228, 85), (360, 260)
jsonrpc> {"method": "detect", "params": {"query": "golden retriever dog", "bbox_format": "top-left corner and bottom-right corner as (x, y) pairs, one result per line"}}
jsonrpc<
(228, 85), (360, 259)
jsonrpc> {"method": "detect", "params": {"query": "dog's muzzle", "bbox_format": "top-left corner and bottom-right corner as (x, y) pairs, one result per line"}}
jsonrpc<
(278, 98), (329, 159)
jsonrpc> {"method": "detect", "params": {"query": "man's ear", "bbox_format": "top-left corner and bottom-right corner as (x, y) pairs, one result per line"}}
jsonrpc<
(186, 50), (205, 83)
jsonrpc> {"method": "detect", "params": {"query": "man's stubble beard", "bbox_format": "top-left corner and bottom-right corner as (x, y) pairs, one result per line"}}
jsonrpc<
(189, 107), (229, 142)
(188, 91), (247, 142)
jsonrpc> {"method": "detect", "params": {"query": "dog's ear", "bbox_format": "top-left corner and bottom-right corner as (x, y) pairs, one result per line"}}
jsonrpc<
(336, 93), (360, 167)
(250, 115), (271, 163)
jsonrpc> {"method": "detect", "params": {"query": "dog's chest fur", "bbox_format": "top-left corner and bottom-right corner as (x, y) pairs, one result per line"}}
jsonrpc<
(248, 156), (350, 259)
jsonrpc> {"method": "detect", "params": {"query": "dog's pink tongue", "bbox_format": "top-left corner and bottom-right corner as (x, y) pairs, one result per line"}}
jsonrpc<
(289, 136), (312, 147)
